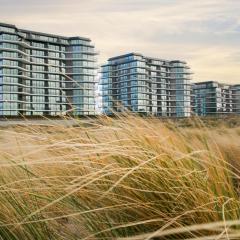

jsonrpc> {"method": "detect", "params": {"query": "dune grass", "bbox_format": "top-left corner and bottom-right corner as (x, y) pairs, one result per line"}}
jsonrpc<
(0, 115), (240, 239)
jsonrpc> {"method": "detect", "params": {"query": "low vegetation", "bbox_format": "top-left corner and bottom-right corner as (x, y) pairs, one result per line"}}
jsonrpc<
(0, 115), (240, 239)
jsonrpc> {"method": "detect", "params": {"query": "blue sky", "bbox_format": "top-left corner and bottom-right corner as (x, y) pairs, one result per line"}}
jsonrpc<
(0, 0), (239, 83)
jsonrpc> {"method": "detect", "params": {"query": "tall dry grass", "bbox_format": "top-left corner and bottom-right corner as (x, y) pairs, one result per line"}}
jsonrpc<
(0, 115), (240, 239)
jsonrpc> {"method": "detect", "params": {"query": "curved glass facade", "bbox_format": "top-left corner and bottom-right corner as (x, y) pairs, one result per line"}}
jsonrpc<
(101, 53), (192, 117)
(0, 23), (97, 116)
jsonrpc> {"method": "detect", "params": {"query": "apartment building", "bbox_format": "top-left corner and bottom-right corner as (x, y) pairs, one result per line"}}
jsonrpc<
(101, 53), (192, 117)
(0, 23), (98, 116)
(231, 84), (240, 114)
(191, 81), (240, 116)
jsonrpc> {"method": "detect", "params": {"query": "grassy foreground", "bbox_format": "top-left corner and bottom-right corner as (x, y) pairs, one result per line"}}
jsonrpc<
(0, 115), (240, 239)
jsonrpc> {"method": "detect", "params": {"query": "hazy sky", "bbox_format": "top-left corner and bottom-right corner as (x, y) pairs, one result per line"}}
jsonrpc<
(0, 0), (239, 84)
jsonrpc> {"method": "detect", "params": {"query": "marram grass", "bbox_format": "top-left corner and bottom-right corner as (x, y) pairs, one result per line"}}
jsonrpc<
(0, 115), (240, 239)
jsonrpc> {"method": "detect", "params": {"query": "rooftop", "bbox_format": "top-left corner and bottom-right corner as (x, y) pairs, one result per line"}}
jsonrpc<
(108, 52), (186, 64)
(0, 22), (91, 41)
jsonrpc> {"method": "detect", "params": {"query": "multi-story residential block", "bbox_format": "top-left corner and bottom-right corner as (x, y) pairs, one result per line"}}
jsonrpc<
(101, 53), (192, 117)
(0, 23), (98, 116)
(191, 81), (239, 116)
(231, 84), (240, 114)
